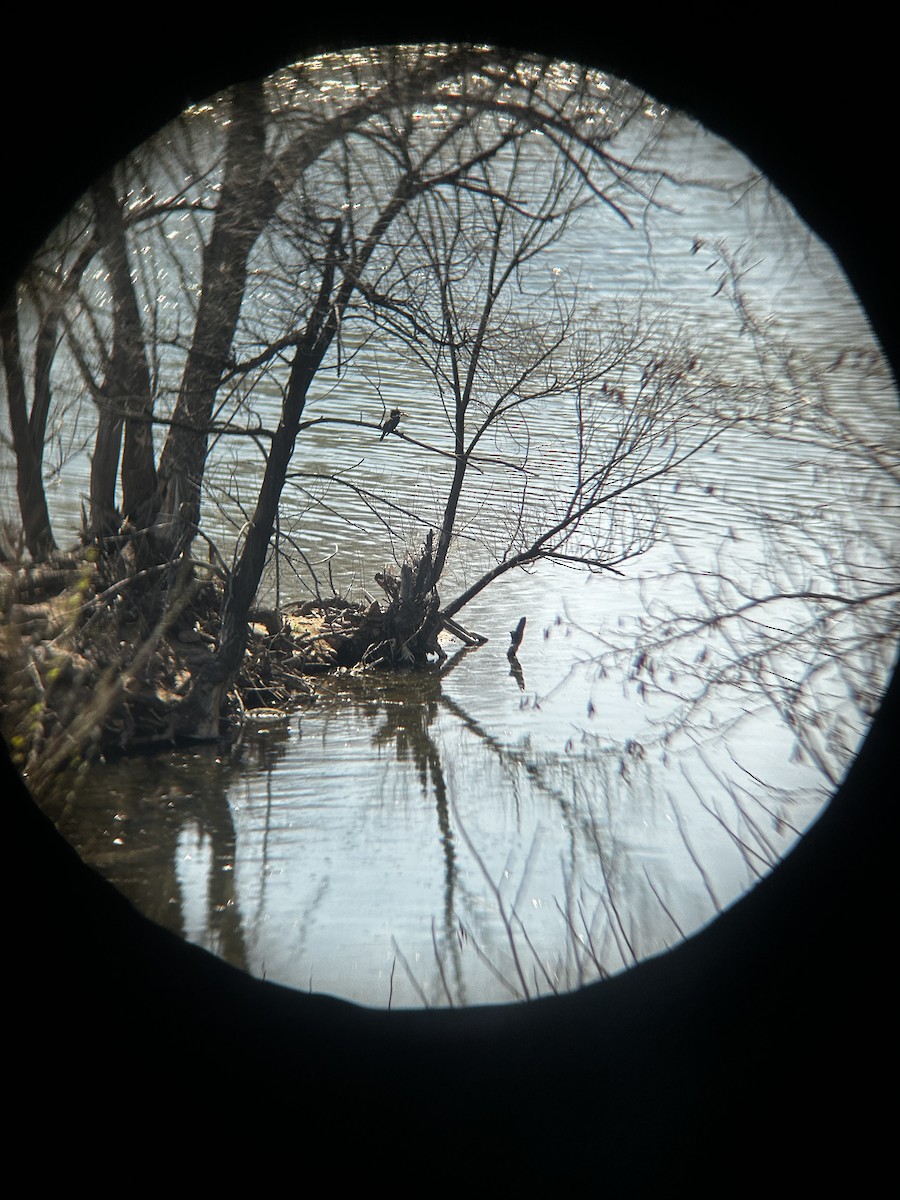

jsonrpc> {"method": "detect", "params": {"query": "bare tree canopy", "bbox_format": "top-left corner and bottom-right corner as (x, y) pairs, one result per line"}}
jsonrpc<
(2, 43), (896, 777)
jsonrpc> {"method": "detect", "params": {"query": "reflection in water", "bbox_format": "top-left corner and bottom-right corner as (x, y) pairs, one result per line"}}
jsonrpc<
(368, 668), (462, 1002)
(48, 620), (825, 1009)
(46, 746), (249, 973)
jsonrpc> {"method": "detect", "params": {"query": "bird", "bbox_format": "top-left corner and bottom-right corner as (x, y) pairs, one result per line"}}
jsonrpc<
(379, 408), (403, 439)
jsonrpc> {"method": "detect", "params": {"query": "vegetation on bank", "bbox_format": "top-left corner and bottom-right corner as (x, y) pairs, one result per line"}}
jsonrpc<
(0, 527), (490, 797)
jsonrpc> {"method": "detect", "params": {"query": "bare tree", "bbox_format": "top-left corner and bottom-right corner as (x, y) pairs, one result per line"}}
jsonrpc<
(1, 286), (58, 558)
(88, 176), (159, 536)
(236, 66), (751, 667)
(167, 50), (684, 717)
(3, 46), (760, 754)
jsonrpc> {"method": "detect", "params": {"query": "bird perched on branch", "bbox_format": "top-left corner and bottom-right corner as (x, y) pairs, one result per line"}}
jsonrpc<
(380, 408), (403, 439)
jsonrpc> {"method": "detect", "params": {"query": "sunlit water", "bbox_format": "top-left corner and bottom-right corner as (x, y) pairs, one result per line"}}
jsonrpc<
(5, 74), (898, 1008)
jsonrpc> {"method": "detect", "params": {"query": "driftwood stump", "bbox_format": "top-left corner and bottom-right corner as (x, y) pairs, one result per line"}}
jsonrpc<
(372, 533), (443, 667)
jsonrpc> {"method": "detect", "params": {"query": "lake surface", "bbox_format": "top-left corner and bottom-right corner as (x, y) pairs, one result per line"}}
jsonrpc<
(6, 68), (898, 1008)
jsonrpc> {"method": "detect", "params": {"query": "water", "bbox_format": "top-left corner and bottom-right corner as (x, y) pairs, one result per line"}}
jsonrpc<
(5, 60), (898, 1008)
(46, 556), (832, 1008)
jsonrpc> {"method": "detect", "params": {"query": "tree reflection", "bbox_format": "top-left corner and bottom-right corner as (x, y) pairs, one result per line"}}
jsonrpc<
(374, 675), (702, 1004)
(38, 623), (827, 1008)
(44, 744), (250, 972)
(368, 673), (464, 1003)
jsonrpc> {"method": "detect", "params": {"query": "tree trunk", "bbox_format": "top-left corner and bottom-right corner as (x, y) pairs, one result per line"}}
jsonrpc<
(155, 51), (494, 558)
(156, 79), (273, 553)
(0, 291), (57, 558)
(175, 221), (344, 738)
(90, 177), (158, 535)
(88, 406), (124, 537)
